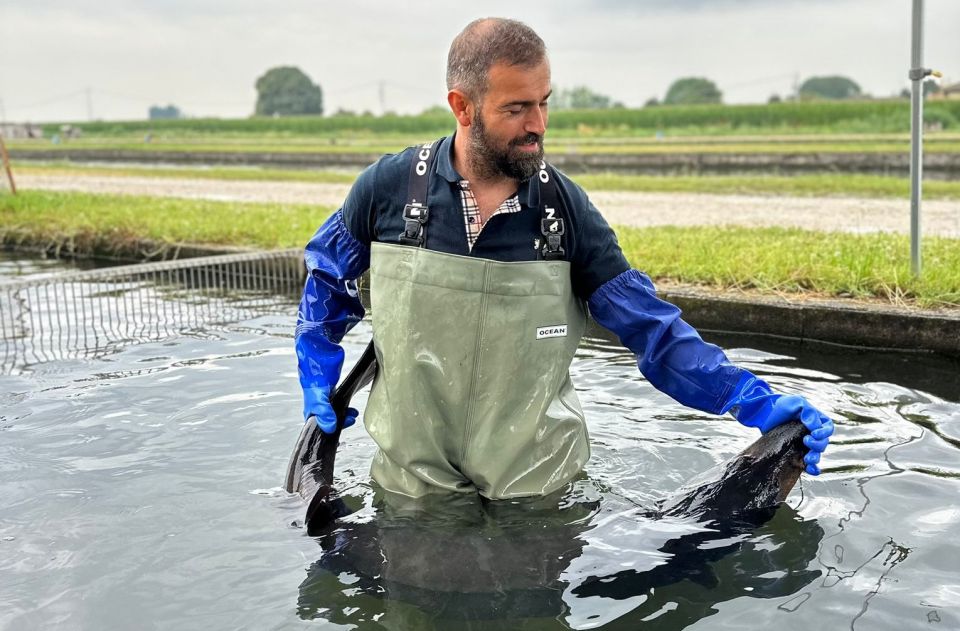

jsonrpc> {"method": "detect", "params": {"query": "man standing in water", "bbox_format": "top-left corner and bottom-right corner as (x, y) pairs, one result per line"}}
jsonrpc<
(295, 17), (833, 499)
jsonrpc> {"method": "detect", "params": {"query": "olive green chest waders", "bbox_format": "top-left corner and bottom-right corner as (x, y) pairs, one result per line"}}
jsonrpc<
(365, 242), (589, 499)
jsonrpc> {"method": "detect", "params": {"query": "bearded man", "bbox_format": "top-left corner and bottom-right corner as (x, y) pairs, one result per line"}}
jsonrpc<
(294, 17), (833, 500)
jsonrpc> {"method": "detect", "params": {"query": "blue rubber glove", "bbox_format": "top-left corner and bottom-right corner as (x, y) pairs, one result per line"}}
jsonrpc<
(305, 386), (359, 435)
(722, 373), (835, 475)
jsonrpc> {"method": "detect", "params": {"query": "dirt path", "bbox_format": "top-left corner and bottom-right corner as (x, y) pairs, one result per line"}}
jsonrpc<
(19, 173), (960, 237)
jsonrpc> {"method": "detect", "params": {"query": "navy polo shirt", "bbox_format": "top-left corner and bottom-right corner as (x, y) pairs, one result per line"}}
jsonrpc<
(341, 134), (630, 300)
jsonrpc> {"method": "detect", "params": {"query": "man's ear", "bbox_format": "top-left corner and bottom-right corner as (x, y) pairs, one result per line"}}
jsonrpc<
(447, 90), (474, 128)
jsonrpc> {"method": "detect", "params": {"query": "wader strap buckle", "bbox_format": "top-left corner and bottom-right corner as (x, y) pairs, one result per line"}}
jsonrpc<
(398, 141), (437, 248)
(537, 160), (567, 261)
(399, 203), (429, 246)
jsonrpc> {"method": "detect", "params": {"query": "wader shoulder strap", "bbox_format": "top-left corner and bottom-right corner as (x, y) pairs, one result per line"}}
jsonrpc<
(536, 161), (567, 261)
(398, 140), (439, 247)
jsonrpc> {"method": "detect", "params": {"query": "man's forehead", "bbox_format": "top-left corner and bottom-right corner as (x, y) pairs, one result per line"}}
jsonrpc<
(485, 60), (551, 95)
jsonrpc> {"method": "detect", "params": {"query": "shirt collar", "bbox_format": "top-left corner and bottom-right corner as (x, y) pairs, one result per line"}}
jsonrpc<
(435, 134), (461, 184)
(437, 132), (540, 208)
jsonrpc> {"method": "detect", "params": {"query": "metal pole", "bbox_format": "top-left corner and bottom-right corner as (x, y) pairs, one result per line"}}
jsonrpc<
(908, 0), (924, 277)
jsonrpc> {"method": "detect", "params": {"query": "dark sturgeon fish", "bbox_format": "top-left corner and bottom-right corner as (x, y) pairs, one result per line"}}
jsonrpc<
(655, 419), (808, 521)
(284, 340), (377, 534)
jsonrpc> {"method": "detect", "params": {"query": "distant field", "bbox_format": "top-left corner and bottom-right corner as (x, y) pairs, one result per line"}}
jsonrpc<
(8, 99), (960, 157)
(9, 135), (960, 155)
(30, 98), (960, 136)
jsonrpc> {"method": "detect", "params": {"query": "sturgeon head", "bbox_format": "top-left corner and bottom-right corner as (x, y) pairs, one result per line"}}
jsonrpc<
(657, 421), (807, 522)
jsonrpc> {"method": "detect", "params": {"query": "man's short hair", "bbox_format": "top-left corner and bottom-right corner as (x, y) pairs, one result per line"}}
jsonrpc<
(446, 18), (547, 101)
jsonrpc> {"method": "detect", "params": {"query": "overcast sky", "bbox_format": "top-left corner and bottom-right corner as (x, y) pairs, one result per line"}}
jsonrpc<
(1, 0), (958, 123)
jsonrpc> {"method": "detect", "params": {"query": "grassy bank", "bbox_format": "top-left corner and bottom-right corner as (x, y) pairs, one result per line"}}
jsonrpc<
(3, 190), (959, 308)
(16, 162), (359, 185)
(0, 190), (328, 253)
(14, 161), (960, 200)
(618, 226), (960, 307)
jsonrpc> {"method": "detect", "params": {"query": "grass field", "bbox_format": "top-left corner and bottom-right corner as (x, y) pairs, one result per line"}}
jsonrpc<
(10, 99), (960, 158)
(33, 98), (960, 137)
(3, 190), (958, 308)
(10, 134), (960, 156)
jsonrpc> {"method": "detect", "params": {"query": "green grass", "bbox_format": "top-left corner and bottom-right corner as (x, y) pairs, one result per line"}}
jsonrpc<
(0, 190), (332, 252)
(10, 135), (960, 155)
(36, 99), (960, 136)
(574, 173), (960, 199)
(15, 162), (358, 185)
(15, 161), (960, 200)
(617, 226), (960, 308)
(3, 190), (959, 308)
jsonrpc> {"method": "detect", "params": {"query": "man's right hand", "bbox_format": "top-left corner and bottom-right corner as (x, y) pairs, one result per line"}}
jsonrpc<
(310, 387), (359, 435)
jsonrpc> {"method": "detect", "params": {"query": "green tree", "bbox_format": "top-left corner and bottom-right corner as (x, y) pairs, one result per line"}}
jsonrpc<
(148, 104), (182, 120)
(664, 77), (722, 105)
(552, 85), (616, 109)
(899, 82), (941, 99)
(420, 104), (449, 116)
(254, 66), (323, 116)
(798, 76), (861, 100)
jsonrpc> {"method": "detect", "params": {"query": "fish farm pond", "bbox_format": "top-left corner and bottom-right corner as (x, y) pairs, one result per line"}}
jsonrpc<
(1, 250), (959, 630)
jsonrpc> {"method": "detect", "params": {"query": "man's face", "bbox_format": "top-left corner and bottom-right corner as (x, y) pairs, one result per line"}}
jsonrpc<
(468, 60), (551, 181)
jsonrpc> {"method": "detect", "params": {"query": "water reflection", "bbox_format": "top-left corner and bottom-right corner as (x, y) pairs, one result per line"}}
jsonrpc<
(296, 481), (824, 629)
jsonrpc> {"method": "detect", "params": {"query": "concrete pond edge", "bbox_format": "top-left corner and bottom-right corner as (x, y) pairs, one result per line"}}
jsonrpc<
(5, 240), (959, 359)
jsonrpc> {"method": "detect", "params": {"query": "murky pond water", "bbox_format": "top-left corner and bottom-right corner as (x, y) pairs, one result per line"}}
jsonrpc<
(2, 252), (959, 630)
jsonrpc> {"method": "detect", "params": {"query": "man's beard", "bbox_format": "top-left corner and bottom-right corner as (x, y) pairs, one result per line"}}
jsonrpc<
(468, 110), (544, 181)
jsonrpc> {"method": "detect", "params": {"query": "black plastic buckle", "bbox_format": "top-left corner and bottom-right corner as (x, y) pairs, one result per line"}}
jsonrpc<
(541, 234), (566, 260)
(398, 203), (429, 246)
(403, 204), (429, 223)
(540, 217), (564, 236)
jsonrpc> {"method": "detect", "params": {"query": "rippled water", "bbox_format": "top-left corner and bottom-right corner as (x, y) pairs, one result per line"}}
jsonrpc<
(0, 250), (109, 283)
(1, 254), (959, 630)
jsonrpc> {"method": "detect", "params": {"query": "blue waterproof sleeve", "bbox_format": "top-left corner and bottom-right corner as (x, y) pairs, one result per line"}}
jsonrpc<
(295, 209), (370, 422)
(588, 269), (834, 474)
(587, 269), (744, 415)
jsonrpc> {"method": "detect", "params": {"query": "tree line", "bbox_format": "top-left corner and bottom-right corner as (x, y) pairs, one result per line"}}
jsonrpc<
(149, 66), (943, 120)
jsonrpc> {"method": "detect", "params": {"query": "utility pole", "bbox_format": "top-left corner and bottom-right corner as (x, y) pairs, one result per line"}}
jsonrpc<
(908, 0), (941, 277)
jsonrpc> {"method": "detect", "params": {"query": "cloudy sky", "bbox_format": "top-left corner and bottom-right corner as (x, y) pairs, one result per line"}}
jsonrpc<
(1, 0), (957, 122)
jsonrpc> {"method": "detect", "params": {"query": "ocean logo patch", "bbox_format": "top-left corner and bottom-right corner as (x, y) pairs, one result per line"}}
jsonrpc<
(536, 324), (568, 340)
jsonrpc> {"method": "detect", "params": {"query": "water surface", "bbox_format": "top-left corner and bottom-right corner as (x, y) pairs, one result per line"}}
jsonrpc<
(1, 257), (958, 630)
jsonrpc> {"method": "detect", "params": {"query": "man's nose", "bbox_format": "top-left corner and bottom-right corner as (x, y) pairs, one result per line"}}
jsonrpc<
(526, 105), (547, 136)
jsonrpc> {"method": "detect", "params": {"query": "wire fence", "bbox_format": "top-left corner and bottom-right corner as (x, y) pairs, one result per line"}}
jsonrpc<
(0, 249), (305, 375)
